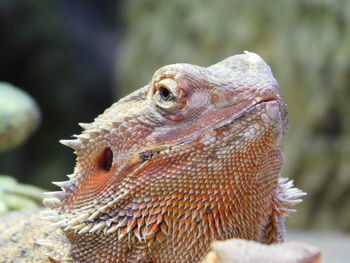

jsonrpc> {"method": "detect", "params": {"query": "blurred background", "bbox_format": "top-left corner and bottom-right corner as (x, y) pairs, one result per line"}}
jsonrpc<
(0, 0), (349, 254)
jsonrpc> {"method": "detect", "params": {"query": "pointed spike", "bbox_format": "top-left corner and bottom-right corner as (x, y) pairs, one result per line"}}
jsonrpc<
(118, 227), (128, 240)
(88, 128), (100, 133)
(43, 198), (61, 209)
(63, 225), (72, 231)
(48, 191), (69, 201)
(76, 134), (90, 143)
(76, 213), (90, 223)
(103, 226), (113, 236)
(290, 192), (307, 199)
(98, 205), (109, 213)
(126, 218), (137, 233)
(160, 221), (168, 235)
(111, 129), (120, 136)
(134, 227), (143, 242)
(78, 225), (92, 235)
(89, 225), (99, 233)
(115, 217), (128, 229)
(89, 221), (106, 233)
(112, 120), (122, 126)
(59, 139), (81, 150)
(279, 177), (289, 183)
(285, 199), (304, 206)
(79, 123), (91, 130)
(66, 173), (75, 179)
(108, 190), (130, 206)
(106, 224), (120, 235)
(100, 125), (111, 132)
(285, 180), (293, 186)
(50, 220), (67, 228)
(71, 224), (85, 232)
(52, 179), (76, 191)
(286, 188), (300, 194)
(67, 218), (82, 227)
(119, 123), (129, 132)
(88, 210), (101, 221)
(284, 190), (307, 199)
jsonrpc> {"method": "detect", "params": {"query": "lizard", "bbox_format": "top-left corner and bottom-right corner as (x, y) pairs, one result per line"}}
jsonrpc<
(0, 51), (305, 263)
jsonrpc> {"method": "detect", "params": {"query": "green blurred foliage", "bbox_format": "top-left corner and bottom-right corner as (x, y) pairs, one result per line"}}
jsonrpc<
(0, 175), (45, 214)
(0, 82), (41, 153)
(117, 0), (350, 231)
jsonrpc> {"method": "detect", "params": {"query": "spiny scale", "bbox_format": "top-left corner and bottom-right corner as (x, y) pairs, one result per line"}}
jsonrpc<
(52, 179), (77, 192)
(79, 122), (91, 130)
(59, 139), (81, 151)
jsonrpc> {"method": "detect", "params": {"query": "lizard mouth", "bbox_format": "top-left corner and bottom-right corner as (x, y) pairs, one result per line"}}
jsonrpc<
(246, 94), (281, 111)
(256, 96), (280, 105)
(245, 94), (282, 113)
(214, 95), (284, 131)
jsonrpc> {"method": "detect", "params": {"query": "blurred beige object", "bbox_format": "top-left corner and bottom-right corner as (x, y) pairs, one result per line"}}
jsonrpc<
(202, 239), (321, 263)
(0, 82), (40, 153)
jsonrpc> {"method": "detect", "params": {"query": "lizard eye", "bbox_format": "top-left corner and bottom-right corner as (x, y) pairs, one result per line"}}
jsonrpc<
(151, 77), (187, 118)
(153, 78), (179, 111)
(159, 86), (175, 101)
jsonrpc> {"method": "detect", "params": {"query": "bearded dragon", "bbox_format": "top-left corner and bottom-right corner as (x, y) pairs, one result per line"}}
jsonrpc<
(0, 51), (305, 263)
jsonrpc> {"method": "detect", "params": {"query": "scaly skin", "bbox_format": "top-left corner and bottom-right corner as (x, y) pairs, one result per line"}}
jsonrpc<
(0, 52), (305, 263)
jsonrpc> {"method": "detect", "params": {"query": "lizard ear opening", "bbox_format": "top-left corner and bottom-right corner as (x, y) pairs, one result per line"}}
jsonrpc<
(62, 148), (114, 209)
(98, 147), (113, 172)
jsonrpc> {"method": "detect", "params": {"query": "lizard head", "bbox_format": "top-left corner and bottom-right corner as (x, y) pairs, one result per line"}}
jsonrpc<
(43, 51), (289, 257)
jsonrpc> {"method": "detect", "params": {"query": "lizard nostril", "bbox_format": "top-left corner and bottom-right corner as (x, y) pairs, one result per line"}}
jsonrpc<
(99, 147), (113, 172)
